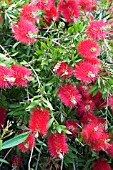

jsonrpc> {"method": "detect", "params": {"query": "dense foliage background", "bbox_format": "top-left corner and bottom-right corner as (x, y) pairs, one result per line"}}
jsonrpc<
(0, 0), (113, 169)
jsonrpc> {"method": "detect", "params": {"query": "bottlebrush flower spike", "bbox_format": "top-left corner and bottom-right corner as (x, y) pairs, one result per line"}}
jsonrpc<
(53, 62), (72, 78)
(81, 122), (109, 151)
(11, 154), (22, 168)
(11, 64), (32, 87)
(58, 83), (81, 108)
(29, 107), (50, 135)
(17, 132), (35, 152)
(0, 65), (13, 88)
(12, 18), (38, 44)
(92, 158), (112, 170)
(47, 133), (68, 158)
(77, 0), (97, 11)
(0, 107), (7, 129)
(80, 112), (106, 125)
(87, 20), (110, 40)
(65, 120), (78, 137)
(84, 57), (101, 66)
(77, 39), (101, 59)
(20, 4), (39, 23)
(73, 61), (99, 83)
(36, 0), (59, 24)
(58, 0), (80, 23)
(77, 99), (95, 114)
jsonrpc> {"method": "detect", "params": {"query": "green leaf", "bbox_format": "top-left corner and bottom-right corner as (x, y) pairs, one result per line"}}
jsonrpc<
(64, 130), (72, 135)
(48, 118), (54, 128)
(2, 132), (29, 150)
(42, 97), (54, 110)
(0, 140), (2, 151)
(0, 158), (9, 164)
(88, 85), (97, 94)
(56, 125), (62, 133)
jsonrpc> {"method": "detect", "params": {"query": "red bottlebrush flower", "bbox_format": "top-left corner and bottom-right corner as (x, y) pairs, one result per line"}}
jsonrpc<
(87, 20), (109, 40)
(65, 120), (78, 137)
(77, 39), (101, 59)
(84, 57), (101, 66)
(0, 65), (13, 88)
(20, 4), (39, 23)
(58, 0), (80, 23)
(58, 83), (81, 108)
(77, 83), (92, 99)
(92, 158), (112, 170)
(77, 0), (97, 11)
(81, 122), (109, 151)
(11, 154), (22, 168)
(47, 133), (68, 158)
(18, 132), (35, 152)
(77, 99), (95, 114)
(0, 107), (7, 129)
(80, 112), (106, 125)
(73, 61), (99, 83)
(107, 142), (113, 157)
(54, 62), (72, 78)
(12, 18), (38, 44)
(29, 107), (50, 135)
(43, 4), (59, 24)
(36, 0), (59, 25)
(11, 64), (31, 87)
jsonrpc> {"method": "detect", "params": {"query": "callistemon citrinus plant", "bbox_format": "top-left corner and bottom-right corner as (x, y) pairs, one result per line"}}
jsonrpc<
(0, 0), (113, 169)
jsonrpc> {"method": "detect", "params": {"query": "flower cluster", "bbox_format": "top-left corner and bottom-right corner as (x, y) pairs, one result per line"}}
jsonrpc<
(12, 0), (109, 44)
(11, 154), (22, 169)
(58, 0), (80, 23)
(58, 83), (81, 107)
(87, 20), (110, 40)
(1, 0), (113, 168)
(81, 122), (109, 151)
(53, 62), (72, 78)
(92, 158), (112, 170)
(47, 133), (68, 158)
(29, 107), (50, 135)
(0, 64), (31, 88)
(12, 0), (58, 44)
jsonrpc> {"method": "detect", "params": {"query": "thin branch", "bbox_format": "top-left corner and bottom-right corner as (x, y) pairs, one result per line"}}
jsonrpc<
(43, 22), (55, 36)
(28, 146), (34, 170)
(35, 145), (42, 170)
(60, 153), (64, 170)
(0, 45), (8, 54)
(0, 147), (13, 167)
(26, 86), (30, 102)
(73, 159), (76, 170)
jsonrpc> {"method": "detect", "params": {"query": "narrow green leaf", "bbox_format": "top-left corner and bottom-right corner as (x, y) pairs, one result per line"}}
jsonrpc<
(88, 85), (97, 94)
(42, 97), (54, 110)
(2, 132), (29, 150)
(48, 118), (54, 128)
(0, 140), (2, 151)
(0, 158), (9, 164)
(56, 126), (62, 133)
